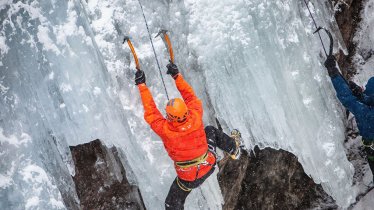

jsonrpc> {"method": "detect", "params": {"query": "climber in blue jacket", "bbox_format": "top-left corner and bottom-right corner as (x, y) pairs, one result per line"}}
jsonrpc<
(324, 55), (374, 178)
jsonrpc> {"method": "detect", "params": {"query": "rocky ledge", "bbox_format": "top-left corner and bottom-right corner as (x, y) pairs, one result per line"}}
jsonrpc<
(69, 141), (336, 210)
(218, 147), (337, 210)
(70, 140), (145, 210)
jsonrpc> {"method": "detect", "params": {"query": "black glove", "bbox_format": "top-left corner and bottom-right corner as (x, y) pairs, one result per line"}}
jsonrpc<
(135, 70), (146, 85)
(324, 55), (339, 77)
(166, 62), (179, 79)
(348, 81), (364, 99)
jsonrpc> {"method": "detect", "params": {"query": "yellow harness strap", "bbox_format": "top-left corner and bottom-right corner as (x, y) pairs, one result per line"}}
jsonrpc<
(175, 151), (208, 168)
(177, 178), (192, 192)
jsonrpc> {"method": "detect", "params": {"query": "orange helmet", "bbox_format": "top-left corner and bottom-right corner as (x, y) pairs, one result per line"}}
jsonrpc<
(166, 98), (189, 123)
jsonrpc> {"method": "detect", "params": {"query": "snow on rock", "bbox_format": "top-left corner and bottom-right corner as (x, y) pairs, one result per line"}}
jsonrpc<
(352, 188), (374, 210)
(352, 0), (374, 83)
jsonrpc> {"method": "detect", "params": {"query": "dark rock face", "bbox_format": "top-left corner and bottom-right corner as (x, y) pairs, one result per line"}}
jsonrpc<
(218, 150), (250, 210)
(334, 0), (364, 77)
(70, 140), (145, 210)
(218, 147), (337, 210)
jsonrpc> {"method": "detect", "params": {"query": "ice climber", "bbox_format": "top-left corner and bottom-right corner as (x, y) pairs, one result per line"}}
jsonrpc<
(135, 62), (242, 209)
(324, 56), (374, 179)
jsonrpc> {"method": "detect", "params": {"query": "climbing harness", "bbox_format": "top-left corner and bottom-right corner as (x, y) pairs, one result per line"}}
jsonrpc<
(175, 151), (209, 168)
(123, 36), (141, 70)
(137, 0), (169, 100)
(155, 29), (175, 64)
(176, 151), (215, 184)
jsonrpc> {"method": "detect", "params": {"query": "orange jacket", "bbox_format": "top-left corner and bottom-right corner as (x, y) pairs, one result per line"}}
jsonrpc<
(138, 74), (215, 181)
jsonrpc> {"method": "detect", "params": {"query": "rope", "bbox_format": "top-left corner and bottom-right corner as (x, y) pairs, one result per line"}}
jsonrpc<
(303, 0), (328, 56)
(137, 0), (169, 100)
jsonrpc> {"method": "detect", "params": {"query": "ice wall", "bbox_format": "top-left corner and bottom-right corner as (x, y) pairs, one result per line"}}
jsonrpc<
(0, 0), (131, 209)
(0, 0), (359, 209)
(85, 0), (358, 207)
(0, 1), (82, 209)
(182, 0), (356, 206)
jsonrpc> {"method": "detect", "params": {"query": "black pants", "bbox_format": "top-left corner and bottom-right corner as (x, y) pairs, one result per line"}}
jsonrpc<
(364, 147), (374, 178)
(165, 126), (236, 210)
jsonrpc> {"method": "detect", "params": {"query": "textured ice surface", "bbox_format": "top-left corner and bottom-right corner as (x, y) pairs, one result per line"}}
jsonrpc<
(0, 0), (363, 209)
(352, 188), (374, 210)
(352, 0), (374, 85)
(181, 0), (355, 206)
(0, 129), (65, 210)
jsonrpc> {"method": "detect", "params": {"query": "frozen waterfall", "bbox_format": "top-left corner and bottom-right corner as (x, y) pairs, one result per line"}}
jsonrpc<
(0, 0), (358, 209)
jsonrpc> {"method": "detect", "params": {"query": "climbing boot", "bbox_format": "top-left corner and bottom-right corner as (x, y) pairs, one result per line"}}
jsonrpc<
(230, 129), (243, 160)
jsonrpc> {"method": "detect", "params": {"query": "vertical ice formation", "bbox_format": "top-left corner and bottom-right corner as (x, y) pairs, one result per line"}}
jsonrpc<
(182, 0), (356, 206)
(0, 129), (67, 210)
(0, 0), (128, 209)
(0, 0), (360, 209)
(182, 0), (355, 207)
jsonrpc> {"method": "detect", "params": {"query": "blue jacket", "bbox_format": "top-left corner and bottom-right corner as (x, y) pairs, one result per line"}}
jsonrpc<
(331, 75), (374, 141)
(362, 77), (374, 106)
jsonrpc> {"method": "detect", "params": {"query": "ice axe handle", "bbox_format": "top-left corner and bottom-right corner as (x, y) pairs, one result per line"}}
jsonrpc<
(155, 30), (174, 64)
(123, 37), (140, 70)
(164, 33), (175, 64)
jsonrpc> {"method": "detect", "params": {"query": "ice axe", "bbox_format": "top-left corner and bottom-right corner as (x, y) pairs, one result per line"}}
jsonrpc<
(303, 0), (350, 114)
(123, 36), (140, 70)
(314, 27), (350, 86)
(155, 29), (175, 64)
(313, 27), (333, 57)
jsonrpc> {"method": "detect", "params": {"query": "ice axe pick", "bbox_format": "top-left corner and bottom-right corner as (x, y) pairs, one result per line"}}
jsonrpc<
(313, 27), (334, 57)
